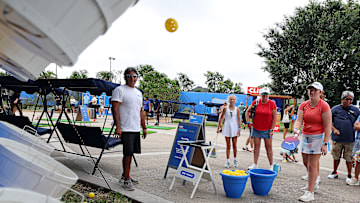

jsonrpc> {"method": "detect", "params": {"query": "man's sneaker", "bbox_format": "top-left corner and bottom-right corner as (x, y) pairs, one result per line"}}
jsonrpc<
(120, 176), (139, 185)
(300, 184), (319, 192)
(242, 146), (247, 151)
(247, 148), (253, 152)
(225, 161), (230, 168)
(299, 191), (315, 202)
(346, 178), (360, 186)
(269, 165), (274, 171)
(234, 160), (238, 168)
(282, 159), (287, 163)
(327, 172), (338, 179)
(248, 163), (258, 170)
(123, 179), (134, 191)
(301, 174), (308, 181)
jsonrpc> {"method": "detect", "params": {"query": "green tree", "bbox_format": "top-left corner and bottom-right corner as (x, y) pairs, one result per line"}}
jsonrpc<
(232, 82), (244, 94)
(96, 71), (113, 82)
(136, 64), (181, 112)
(204, 71), (243, 93)
(176, 73), (195, 92)
(258, 0), (360, 106)
(204, 71), (224, 93)
(39, 71), (57, 79)
(69, 70), (88, 79)
(113, 70), (123, 84)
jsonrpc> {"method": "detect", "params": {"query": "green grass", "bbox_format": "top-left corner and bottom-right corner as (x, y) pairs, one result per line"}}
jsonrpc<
(146, 126), (176, 130)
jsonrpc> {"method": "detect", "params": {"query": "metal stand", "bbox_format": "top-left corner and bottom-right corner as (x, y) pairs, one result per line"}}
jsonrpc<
(169, 141), (217, 199)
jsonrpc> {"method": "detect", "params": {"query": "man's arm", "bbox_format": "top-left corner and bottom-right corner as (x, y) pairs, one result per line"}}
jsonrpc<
(354, 120), (360, 131)
(140, 108), (147, 139)
(332, 124), (340, 135)
(112, 101), (121, 139)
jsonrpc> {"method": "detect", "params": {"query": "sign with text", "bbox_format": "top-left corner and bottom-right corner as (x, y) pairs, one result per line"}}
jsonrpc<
(167, 122), (201, 170)
(247, 87), (262, 94)
(76, 105), (90, 122)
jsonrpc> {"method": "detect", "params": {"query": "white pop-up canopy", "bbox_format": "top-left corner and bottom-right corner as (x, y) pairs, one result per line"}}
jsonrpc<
(0, 0), (138, 80)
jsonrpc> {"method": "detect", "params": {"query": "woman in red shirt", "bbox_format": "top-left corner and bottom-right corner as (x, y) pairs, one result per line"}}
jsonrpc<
(245, 87), (277, 170)
(294, 82), (332, 202)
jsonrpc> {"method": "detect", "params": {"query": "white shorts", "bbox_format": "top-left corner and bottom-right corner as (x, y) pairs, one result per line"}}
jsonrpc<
(300, 133), (324, 154)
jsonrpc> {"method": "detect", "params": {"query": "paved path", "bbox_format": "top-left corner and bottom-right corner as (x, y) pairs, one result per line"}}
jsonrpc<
(25, 110), (360, 202)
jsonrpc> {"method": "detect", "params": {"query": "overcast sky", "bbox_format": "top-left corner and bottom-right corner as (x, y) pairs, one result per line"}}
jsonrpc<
(45, 0), (311, 91)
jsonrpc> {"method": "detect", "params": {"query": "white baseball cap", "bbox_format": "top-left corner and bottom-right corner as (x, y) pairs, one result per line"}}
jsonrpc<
(306, 82), (323, 91)
(260, 87), (271, 94)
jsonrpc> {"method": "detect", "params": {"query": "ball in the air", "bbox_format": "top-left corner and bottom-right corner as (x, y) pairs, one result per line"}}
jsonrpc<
(165, 18), (178, 32)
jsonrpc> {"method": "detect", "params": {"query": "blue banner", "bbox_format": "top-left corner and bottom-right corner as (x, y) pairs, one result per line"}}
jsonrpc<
(179, 92), (253, 114)
(189, 115), (204, 124)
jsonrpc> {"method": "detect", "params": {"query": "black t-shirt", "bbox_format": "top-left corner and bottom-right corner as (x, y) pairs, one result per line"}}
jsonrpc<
(154, 99), (161, 110)
(55, 96), (62, 105)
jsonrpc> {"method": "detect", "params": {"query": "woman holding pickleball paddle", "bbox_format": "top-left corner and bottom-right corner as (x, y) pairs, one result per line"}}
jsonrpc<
(293, 82), (332, 202)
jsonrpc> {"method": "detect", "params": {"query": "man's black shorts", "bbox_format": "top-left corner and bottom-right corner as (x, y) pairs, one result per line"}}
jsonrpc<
(284, 123), (290, 129)
(122, 132), (141, 156)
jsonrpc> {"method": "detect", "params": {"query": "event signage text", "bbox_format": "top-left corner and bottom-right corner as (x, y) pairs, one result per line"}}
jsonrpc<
(247, 87), (262, 94)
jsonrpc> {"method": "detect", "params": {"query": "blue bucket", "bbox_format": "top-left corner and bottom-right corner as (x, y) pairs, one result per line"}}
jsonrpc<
(249, 169), (277, 196)
(220, 170), (250, 198)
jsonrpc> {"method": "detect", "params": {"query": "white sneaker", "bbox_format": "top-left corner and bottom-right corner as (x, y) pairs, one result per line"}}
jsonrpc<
(269, 165), (274, 171)
(234, 160), (238, 168)
(327, 172), (338, 179)
(301, 174), (308, 181)
(346, 177), (351, 183)
(300, 184), (319, 192)
(299, 191), (314, 202)
(224, 161), (230, 168)
(248, 163), (258, 170)
(346, 178), (360, 186)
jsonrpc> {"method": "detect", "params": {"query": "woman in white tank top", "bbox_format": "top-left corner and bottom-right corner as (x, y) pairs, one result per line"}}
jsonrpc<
(217, 95), (241, 168)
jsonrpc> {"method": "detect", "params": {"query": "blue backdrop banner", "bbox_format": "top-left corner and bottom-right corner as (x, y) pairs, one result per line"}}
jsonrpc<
(179, 92), (253, 114)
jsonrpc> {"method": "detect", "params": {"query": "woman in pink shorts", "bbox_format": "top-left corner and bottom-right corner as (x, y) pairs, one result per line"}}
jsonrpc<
(293, 82), (332, 202)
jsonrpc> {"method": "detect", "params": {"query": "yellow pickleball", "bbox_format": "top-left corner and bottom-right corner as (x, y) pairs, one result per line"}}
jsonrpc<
(165, 18), (178, 32)
(88, 192), (95, 198)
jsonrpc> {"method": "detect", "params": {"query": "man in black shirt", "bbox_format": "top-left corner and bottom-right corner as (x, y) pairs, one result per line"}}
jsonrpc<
(154, 95), (161, 126)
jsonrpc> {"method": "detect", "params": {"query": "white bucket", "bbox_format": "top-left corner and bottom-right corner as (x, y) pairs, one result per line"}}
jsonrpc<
(0, 0), (138, 66)
(0, 138), (78, 199)
(0, 121), (53, 155)
(0, 31), (50, 81)
(0, 187), (61, 203)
